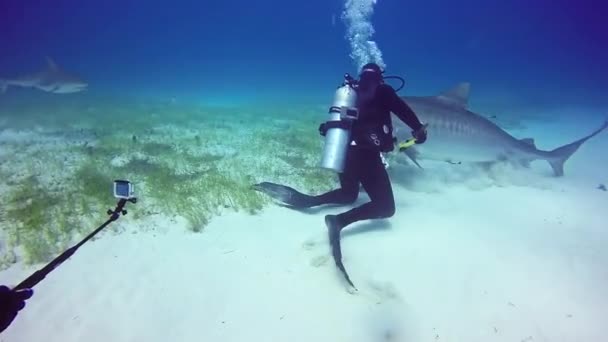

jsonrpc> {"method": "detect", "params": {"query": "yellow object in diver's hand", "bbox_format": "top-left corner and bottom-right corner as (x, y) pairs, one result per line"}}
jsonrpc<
(398, 138), (417, 151)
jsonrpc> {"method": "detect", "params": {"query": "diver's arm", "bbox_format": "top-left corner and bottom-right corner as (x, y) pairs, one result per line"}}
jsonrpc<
(382, 85), (423, 130)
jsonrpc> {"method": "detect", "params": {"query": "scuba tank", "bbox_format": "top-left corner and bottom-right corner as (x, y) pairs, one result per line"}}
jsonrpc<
(319, 74), (359, 173)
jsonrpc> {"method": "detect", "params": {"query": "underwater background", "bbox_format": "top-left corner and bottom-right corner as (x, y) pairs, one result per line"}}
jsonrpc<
(0, 0), (608, 280)
(1, 0), (606, 106)
(0, 0), (607, 341)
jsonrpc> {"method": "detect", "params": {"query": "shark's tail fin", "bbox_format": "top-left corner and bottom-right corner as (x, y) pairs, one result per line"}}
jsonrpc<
(547, 118), (608, 176)
(0, 80), (7, 94)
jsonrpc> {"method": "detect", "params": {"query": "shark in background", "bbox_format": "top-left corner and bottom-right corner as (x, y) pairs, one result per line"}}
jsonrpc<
(393, 83), (608, 176)
(0, 57), (88, 94)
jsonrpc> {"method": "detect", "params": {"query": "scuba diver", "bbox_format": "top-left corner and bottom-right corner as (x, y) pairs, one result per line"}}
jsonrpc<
(254, 62), (427, 288)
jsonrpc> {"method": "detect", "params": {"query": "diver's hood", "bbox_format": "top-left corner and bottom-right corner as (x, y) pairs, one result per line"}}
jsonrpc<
(356, 73), (382, 104)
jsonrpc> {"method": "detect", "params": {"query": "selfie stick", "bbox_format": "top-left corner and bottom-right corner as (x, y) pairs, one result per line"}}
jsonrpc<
(13, 196), (137, 291)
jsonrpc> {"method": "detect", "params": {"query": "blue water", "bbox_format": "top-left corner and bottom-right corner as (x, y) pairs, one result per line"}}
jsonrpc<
(1, 1), (608, 341)
(1, 0), (606, 109)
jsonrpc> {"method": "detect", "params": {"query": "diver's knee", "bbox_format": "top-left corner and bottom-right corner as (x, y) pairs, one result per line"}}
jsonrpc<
(379, 201), (396, 218)
(386, 204), (396, 217)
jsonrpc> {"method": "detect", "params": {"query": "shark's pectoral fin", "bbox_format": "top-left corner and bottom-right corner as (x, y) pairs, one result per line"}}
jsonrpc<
(401, 147), (423, 169)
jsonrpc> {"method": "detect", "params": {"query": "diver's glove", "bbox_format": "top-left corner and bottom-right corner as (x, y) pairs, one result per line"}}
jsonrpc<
(411, 124), (427, 144)
(0, 285), (34, 332)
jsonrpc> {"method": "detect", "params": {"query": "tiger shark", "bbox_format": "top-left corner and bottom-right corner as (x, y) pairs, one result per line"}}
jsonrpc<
(0, 57), (88, 94)
(392, 83), (608, 176)
(251, 83), (607, 290)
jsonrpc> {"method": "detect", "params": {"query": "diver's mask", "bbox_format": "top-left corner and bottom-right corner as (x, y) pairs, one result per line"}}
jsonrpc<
(356, 68), (384, 103)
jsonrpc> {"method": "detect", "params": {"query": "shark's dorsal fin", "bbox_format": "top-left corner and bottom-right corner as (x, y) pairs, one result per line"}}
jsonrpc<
(45, 56), (59, 71)
(437, 82), (470, 107)
(520, 138), (536, 147)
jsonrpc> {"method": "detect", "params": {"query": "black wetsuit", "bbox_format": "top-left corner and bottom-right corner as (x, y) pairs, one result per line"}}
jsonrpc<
(313, 83), (424, 229)
(251, 81), (425, 288)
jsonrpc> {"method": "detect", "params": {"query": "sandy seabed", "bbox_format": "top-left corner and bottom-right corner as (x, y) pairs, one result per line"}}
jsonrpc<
(1, 116), (607, 342)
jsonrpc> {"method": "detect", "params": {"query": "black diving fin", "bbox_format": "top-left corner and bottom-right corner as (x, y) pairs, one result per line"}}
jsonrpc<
(325, 215), (357, 290)
(252, 182), (318, 209)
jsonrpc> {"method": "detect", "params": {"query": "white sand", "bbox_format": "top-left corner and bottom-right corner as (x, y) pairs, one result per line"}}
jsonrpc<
(1, 123), (607, 342)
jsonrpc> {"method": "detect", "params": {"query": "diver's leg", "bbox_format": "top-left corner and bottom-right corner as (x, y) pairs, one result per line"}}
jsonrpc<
(325, 148), (395, 286)
(326, 149), (395, 230)
(312, 149), (360, 206)
(253, 147), (360, 208)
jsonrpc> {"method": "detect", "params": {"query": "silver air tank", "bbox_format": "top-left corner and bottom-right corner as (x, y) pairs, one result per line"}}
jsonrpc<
(320, 76), (359, 173)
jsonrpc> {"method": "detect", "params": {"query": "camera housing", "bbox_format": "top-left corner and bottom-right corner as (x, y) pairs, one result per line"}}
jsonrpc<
(113, 180), (135, 200)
